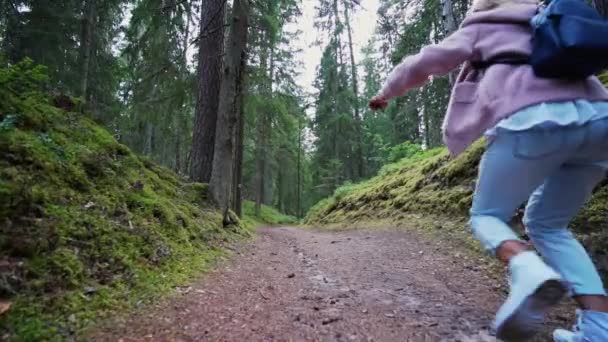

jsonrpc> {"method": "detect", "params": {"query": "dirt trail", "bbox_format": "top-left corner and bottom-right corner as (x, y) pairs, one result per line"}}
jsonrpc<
(90, 226), (574, 342)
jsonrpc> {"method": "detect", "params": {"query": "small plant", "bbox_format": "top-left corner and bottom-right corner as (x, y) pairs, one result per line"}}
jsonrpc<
(385, 141), (423, 164)
(0, 114), (17, 131)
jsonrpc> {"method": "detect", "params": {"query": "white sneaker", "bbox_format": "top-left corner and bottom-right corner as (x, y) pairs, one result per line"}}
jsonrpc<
(554, 329), (581, 342)
(494, 251), (567, 341)
(554, 309), (608, 342)
(553, 310), (583, 342)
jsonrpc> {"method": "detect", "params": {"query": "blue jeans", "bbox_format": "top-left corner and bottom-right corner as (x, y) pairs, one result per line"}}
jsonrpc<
(470, 119), (608, 296)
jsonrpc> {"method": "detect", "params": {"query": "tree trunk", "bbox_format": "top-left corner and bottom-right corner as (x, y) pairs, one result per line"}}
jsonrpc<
(1, 1), (14, 62)
(186, 149), (192, 174)
(423, 108), (430, 148)
(440, 0), (457, 84)
(333, 0), (344, 66)
(174, 119), (182, 174)
(264, 52), (275, 204)
(190, 0), (226, 183)
(264, 153), (273, 205)
(297, 117), (302, 218)
(343, 0), (364, 179)
(143, 122), (154, 156)
(183, 0), (193, 61)
(331, 0), (341, 160)
(175, 0), (192, 175)
(232, 53), (247, 217)
(254, 110), (267, 216)
(277, 160), (284, 213)
(593, 0), (608, 18)
(254, 34), (272, 216)
(79, 0), (96, 99)
(209, 0), (249, 221)
(175, 136), (182, 173)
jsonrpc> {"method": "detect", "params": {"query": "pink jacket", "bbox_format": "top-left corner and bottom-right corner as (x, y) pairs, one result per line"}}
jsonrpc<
(377, 4), (608, 156)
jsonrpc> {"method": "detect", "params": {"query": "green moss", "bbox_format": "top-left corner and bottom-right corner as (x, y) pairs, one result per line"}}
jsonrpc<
(48, 248), (86, 287)
(242, 201), (298, 227)
(0, 61), (249, 340)
(305, 145), (473, 226)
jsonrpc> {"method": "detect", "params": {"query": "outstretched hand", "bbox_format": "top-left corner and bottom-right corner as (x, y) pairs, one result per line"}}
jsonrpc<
(369, 96), (388, 111)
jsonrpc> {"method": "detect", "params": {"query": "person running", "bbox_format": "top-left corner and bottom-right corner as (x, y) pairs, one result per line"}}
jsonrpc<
(368, 0), (608, 340)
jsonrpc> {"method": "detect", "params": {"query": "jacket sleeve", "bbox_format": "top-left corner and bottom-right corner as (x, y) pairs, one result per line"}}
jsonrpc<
(377, 25), (478, 100)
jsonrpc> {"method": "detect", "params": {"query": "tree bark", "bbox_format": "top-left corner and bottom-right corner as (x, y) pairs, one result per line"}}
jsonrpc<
(190, 0), (226, 182)
(209, 0), (249, 221)
(79, 0), (96, 98)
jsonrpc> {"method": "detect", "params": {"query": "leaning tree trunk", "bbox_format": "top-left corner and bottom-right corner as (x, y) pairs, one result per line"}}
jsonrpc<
(190, 0), (226, 182)
(79, 0), (96, 99)
(210, 0), (249, 222)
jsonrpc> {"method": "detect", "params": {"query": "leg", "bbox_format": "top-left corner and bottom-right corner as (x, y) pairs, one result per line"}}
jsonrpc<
(470, 132), (566, 256)
(524, 163), (608, 311)
(470, 131), (571, 340)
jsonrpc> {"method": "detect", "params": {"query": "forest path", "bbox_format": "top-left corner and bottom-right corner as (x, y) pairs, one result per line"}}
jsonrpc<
(90, 226), (573, 342)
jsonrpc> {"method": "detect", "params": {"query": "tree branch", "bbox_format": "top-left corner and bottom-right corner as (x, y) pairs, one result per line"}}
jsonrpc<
(158, 0), (190, 13)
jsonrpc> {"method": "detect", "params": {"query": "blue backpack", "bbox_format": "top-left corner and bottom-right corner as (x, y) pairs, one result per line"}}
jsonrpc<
(530, 0), (608, 78)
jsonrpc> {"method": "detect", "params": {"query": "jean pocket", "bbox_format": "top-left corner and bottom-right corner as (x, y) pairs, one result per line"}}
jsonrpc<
(513, 130), (566, 160)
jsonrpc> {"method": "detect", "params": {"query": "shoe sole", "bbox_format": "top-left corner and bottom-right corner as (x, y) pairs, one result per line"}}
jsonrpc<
(496, 279), (567, 341)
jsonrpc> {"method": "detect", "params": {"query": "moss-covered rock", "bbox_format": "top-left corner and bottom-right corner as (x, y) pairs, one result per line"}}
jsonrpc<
(0, 60), (248, 340)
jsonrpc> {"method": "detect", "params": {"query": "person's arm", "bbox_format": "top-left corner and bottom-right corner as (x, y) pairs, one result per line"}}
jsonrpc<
(371, 25), (478, 107)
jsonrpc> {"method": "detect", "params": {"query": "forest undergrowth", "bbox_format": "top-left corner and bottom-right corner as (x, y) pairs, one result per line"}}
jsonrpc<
(0, 61), (253, 340)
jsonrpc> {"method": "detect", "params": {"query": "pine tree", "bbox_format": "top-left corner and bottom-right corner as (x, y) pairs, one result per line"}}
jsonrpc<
(244, 0), (302, 215)
(309, 0), (364, 198)
(121, 0), (194, 169)
(1, 0), (124, 123)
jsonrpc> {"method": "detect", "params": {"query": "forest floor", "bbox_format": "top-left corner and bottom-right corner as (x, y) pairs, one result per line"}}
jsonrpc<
(89, 226), (576, 342)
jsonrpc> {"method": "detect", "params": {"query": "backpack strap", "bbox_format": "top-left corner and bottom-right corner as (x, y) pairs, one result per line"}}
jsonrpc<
(471, 55), (530, 69)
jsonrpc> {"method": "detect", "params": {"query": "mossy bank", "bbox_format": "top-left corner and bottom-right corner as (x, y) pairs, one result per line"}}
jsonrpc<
(0, 60), (250, 340)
